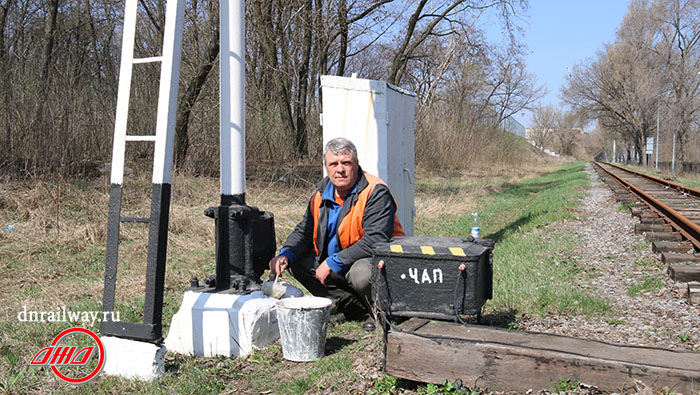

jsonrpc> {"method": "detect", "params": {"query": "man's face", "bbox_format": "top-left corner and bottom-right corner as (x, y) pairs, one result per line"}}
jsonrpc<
(324, 150), (359, 195)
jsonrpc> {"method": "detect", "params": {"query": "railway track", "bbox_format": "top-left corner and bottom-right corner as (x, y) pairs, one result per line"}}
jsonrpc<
(384, 163), (700, 392)
(594, 161), (700, 286)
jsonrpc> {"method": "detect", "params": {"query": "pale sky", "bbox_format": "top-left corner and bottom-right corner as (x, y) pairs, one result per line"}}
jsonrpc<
(510, 1), (631, 128)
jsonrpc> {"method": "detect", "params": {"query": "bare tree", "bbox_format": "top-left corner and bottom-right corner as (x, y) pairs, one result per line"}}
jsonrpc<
(529, 105), (559, 149)
(656, 0), (700, 165)
(562, 6), (662, 166)
(40, 0), (59, 84)
(174, 2), (219, 170)
(561, 0), (700, 166)
(0, 0), (13, 165)
(0, 0), (11, 61)
(0, 0), (538, 177)
(555, 112), (582, 156)
(481, 49), (544, 125)
(387, 0), (526, 86)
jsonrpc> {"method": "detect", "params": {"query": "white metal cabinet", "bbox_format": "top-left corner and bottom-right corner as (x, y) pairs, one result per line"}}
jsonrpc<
(320, 75), (416, 235)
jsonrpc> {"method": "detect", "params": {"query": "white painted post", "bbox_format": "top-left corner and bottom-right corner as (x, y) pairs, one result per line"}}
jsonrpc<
(672, 133), (676, 173)
(613, 140), (616, 162)
(220, 0), (246, 198)
(110, 0), (138, 186)
(152, 0), (185, 185)
(655, 100), (659, 170)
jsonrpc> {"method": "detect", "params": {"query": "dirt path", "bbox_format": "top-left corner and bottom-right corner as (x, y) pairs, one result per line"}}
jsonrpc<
(519, 163), (700, 351)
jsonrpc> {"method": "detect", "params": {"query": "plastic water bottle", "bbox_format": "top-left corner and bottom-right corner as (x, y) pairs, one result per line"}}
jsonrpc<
(471, 213), (480, 238)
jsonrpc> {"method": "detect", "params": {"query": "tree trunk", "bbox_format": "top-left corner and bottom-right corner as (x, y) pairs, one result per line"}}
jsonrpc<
(0, 0), (11, 60)
(32, 0), (59, 171)
(388, 1), (462, 86)
(254, 1), (296, 154)
(293, 0), (313, 157)
(174, 22), (219, 170)
(336, 0), (347, 76)
(309, 0), (322, 104)
(388, 0), (427, 85)
(40, 0), (59, 84)
(0, 0), (11, 165)
(677, 132), (686, 167)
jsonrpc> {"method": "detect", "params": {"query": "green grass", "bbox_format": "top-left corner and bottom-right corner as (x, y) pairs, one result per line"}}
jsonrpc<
(604, 318), (626, 326)
(629, 241), (650, 252)
(490, 231), (610, 317)
(419, 162), (611, 318)
(370, 375), (400, 395)
(627, 276), (664, 296)
(633, 259), (663, 272)
(617, 163), (700, 190)
(551, 377), (580, 392)
(276, 352), (355, 394)
(424, 163), (588, 240)
(2, 160), (613, 393)
(236, 322), (368, 394)
(677, 175), (700, 189)
(418, 379), (479, 395)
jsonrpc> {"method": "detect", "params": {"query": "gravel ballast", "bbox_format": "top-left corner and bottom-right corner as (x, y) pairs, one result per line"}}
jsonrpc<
(518, 163), (700, 352)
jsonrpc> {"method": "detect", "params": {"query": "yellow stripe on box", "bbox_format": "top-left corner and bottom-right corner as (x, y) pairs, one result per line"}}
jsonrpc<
(449, 247), (466, 257)
(420, 246), (436, 255)
(390, 245), (403, 253)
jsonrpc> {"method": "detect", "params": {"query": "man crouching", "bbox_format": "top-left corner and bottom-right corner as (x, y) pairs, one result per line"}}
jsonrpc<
(268, 137), (404, 331)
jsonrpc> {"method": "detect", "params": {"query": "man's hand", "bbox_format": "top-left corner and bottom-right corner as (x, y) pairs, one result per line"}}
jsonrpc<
(315, 260), (332, 286)
(269, 255), (289, 276)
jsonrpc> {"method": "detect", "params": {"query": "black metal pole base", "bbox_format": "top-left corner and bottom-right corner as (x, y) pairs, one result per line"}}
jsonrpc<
(204, 194), (276, 294)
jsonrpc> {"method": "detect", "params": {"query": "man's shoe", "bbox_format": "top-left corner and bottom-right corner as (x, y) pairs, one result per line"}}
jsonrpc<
(329, 312), (347, 324)
(362, 318), (376, 331)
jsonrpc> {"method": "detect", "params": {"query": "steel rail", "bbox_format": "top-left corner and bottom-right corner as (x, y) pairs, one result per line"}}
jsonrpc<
(594, 162), (700, 251)
(603, 161), (700, 199)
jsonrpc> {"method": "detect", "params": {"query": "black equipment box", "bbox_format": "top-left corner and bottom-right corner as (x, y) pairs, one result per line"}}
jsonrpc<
(371, 236), (493, 321)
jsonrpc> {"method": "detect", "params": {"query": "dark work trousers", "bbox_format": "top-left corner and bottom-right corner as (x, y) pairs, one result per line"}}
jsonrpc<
(288, 251), (372, 321)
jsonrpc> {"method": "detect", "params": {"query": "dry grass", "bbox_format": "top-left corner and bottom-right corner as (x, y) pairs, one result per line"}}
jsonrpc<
(0, 156), (566, 391)
(618, 162), (700, 190)
(0, 159), (567, 316)
(0, 170), (323, 331)
(414, 159), (569, 233)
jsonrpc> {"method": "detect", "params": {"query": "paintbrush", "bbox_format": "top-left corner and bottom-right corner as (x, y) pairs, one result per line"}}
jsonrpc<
(262, 273), (286, 299)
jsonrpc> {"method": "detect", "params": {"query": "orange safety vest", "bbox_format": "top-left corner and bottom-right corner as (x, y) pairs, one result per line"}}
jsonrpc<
(309, 172), (404, 256)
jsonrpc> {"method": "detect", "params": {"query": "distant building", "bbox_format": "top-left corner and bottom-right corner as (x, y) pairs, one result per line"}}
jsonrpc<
(525, 128), (536, 142)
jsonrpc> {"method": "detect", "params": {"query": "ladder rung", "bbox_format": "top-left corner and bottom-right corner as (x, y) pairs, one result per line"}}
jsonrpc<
(125, 135), (157, 142)
(120, 216), (150, 223)
(133, 56), (163, 64)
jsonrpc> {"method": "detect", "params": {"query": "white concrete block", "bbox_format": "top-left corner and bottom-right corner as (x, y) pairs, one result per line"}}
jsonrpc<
(165, 289), (298, 357)
(100, 336), (165, 381)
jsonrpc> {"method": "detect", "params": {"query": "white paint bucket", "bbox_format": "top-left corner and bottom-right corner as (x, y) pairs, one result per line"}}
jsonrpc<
(275, 296), (333, 362)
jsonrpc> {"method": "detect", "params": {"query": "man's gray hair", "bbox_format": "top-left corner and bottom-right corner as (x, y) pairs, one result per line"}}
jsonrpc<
(324, 137), (358, 162)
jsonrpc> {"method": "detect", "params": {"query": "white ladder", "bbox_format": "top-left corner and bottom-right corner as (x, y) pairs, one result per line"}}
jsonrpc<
(101, 0), (185, 342)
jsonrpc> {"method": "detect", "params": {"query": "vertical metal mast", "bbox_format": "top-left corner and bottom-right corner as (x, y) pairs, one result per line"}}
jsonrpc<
(220, 0), (246, 205)
(101, 0), (185, 342)
(204, 0), (276, 293)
